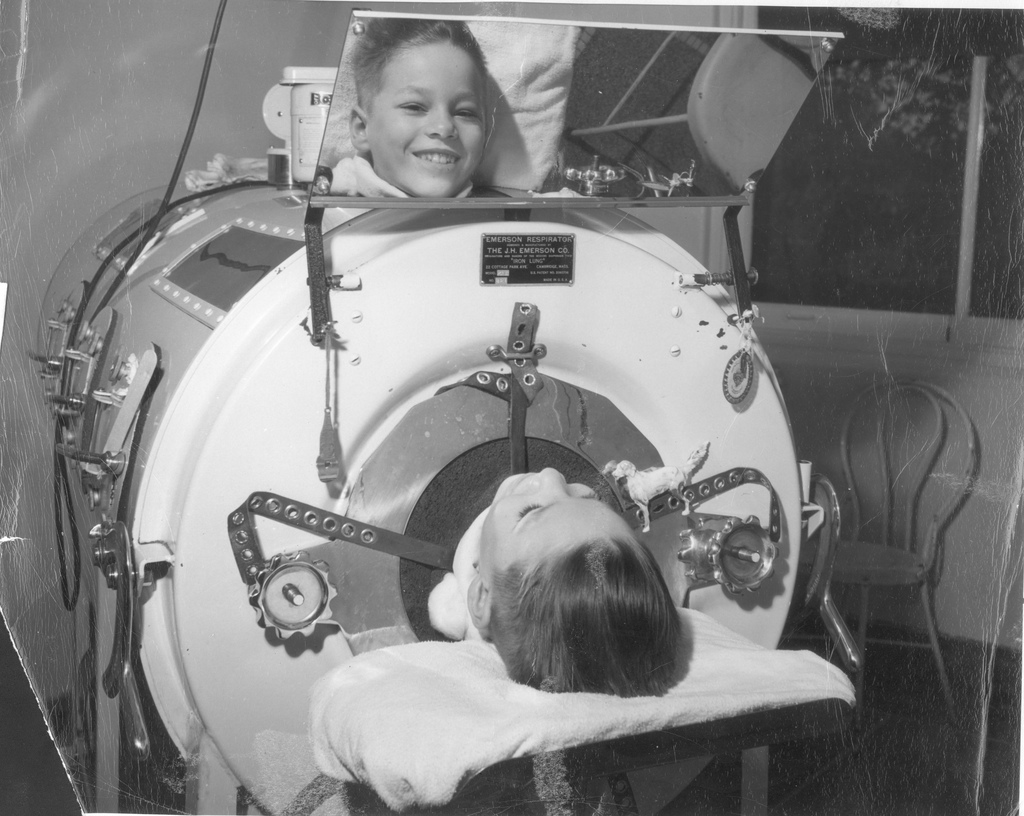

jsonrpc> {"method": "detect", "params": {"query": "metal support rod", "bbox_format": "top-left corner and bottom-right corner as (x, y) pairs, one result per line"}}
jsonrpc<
(304, 204), (332, 346)
(55, 443), (125, 474)
(722, 205), (753, 315)
(601, 32), (676, 127)
(572, 113), (688, 138)
(740, 746), (769, 816)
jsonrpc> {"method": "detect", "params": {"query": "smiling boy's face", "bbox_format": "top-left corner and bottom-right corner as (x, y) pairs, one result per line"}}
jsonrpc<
(350, 42), (486, 197)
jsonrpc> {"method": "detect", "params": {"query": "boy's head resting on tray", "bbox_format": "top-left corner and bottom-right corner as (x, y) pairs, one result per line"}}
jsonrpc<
(466, 468), (683, 697)
(348, 18), (488, 197)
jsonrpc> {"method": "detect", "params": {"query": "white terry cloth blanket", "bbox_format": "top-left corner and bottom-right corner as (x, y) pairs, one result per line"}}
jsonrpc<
(309, 609), (855, 811)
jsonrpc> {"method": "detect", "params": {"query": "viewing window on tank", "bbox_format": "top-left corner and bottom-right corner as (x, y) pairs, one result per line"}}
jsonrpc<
(164, 227), (301, 312)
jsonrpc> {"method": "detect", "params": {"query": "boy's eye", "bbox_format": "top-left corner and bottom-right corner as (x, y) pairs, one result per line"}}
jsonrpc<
(400, 103), (426, 112)
(517, 504), (542, 521)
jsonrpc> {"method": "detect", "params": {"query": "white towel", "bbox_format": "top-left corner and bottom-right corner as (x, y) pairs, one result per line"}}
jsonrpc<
(309, 609), (854, 811)
(328, 156), (410, 197)
(471, 21), (579, 192)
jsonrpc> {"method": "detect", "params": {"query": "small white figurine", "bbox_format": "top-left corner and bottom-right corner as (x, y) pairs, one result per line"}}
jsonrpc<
(604, 442), (711, 532)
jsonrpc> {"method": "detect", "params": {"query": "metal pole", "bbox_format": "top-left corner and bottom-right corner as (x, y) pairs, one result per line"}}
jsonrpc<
(954, 56), (989, 322)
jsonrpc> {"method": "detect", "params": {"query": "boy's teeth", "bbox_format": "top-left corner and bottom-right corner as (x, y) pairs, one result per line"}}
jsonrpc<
(418, 152), (456, 165)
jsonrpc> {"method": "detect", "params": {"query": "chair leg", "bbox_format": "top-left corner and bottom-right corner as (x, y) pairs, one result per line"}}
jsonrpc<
(740, 746), (768, 816)
(920, 584), (956, 719)
(855, 585), (870, 720)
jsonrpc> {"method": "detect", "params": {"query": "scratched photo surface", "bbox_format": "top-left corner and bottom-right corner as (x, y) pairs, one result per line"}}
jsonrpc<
(312, 10), (831, 203)
(312, 12), (828, 202)
(1, 4), (1022, 816)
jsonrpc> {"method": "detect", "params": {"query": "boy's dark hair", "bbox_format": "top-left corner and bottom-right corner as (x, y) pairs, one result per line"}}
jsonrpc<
(488, 536), (683, 697)
(352, 18), (488, 107)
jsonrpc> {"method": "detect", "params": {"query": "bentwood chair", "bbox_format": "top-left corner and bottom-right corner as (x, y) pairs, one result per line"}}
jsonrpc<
(831, 380), (979, 718)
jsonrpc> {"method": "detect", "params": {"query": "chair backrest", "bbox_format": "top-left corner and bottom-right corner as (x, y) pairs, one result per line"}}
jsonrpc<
(839, 380), (979, 577)
(687, 32), (820, 191)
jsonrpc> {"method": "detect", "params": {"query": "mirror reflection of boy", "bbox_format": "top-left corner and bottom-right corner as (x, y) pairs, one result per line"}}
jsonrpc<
(330, 19), (488, 197)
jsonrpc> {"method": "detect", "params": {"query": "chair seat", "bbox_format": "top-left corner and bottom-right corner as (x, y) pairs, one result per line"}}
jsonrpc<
(832, 541), (928, 586)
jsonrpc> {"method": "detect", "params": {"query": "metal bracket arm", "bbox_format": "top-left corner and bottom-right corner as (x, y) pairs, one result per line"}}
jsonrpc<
(619, 467), (781, 543)
(304, 206), (332, 346)
(88, 521), (150, 757)
(487, 302), (546, 474)
(227, 492), (454, 586)
(723, 205), (753, 317)
(679, 467), (781, 542)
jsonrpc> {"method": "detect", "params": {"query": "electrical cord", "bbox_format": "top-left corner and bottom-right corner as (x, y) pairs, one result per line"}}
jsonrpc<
(50, 179), (269, 613)
(53, 423), (82, 611)
(52, 0), (235, 612)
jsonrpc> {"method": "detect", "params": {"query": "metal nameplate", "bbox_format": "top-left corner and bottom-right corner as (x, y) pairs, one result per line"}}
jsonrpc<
(480, 234), (575, 286)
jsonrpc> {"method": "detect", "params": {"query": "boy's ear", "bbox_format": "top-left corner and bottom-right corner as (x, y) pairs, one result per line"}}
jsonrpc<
(349, 106), (371, 153)
(467, 574), (491, 639)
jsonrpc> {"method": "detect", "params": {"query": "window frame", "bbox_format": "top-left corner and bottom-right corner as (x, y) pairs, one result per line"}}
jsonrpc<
(753, 51), (1024, 361)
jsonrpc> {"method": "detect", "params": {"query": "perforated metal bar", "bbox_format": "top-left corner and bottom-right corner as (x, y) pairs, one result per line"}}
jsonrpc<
(227, 491), (454, 586)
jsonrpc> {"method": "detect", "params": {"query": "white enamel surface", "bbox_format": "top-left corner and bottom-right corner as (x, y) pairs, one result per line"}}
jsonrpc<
(132, 204), (799, 800)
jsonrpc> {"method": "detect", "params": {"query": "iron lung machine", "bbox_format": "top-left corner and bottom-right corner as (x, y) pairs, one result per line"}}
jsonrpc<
(34, 11), (843, 814)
